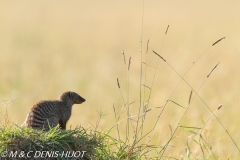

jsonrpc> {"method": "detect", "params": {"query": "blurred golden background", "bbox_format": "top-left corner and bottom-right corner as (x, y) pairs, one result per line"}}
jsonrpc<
(0, 0), (240, 158)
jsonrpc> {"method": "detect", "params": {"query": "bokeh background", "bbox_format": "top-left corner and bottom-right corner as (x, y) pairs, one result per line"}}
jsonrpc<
(0, 0), (240, 158)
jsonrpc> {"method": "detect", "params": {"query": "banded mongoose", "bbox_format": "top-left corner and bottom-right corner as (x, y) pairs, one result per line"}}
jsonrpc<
(21, 91), (85, 130)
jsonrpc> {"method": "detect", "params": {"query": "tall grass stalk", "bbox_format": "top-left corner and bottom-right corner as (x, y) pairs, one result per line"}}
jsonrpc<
(113, 11), (235, 158)
(127, 57), (131, 138)
(117, 34), (238, 159)
(120, 50), (132, 139)
(117, 78), (125, 105)
(150, 39), (239, 157)
(159, 62), (220, 158)
(139, 25), (169, 138)
(135, 0), (145, 140)
(154, 47), (240, 155)
(141, 38), (149, 137)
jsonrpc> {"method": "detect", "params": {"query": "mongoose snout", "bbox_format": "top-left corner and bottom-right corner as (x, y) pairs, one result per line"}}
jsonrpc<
(21, 91), (85, 130)
(70, 92), (85, 104)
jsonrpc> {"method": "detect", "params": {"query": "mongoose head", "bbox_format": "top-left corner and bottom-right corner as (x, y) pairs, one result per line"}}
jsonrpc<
(59, 91), (85, 104)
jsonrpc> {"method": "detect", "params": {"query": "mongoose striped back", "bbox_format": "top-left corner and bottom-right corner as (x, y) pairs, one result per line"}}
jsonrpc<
(21, 91), (85, 130)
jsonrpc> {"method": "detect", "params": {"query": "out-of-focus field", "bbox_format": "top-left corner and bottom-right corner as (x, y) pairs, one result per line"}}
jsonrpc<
(0, 0), (240, 158)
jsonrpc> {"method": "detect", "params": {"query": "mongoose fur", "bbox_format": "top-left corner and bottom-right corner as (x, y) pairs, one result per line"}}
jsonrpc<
(21, 91), (85, 130)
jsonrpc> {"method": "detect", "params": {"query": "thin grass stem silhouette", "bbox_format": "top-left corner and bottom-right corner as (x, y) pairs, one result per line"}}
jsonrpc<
(136, 38), (229, 146)
(198, 104), (222, 154)
(159, 58), (240, 156)
(113, 104), (120, 140)
(121, 50), (131, 138)
(127, 57), (131, 137)
(188, 90), (193, 105)
(160, 63), (219, 157)
(141, 38), (149, 136)
(135, 0), (145, 142)
(138, 25), (169, 140)
(117, 78), (126, 105)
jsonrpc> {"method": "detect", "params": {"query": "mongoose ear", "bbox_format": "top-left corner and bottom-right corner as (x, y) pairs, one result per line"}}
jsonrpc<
(69, 91), (73, 100)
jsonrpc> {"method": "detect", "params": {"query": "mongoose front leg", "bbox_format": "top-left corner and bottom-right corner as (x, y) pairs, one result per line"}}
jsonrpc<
(59, 121), (66, 130)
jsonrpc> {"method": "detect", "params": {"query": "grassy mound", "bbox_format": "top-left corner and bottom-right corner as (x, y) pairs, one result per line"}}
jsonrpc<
(0, 125), (98, 159)
(0, 125), (155, 160)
